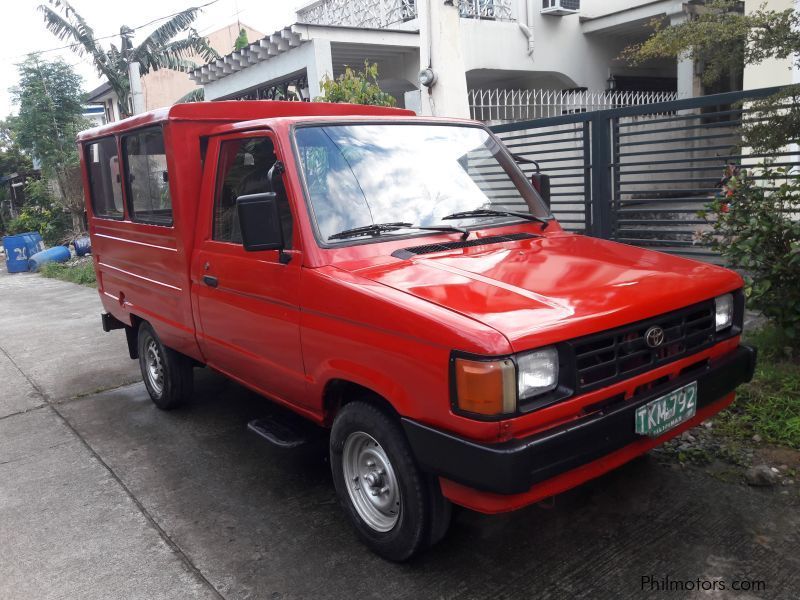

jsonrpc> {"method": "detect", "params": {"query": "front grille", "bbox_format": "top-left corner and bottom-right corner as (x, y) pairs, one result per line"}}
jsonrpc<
(568, 300), (716, 393)
(392, 232), (538, 259)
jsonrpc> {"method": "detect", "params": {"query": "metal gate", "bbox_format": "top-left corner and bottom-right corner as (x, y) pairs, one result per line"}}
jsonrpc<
(490, 86), (793, 262)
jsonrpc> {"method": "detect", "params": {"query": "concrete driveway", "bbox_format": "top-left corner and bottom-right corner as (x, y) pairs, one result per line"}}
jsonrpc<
(1, 267), (798, 600)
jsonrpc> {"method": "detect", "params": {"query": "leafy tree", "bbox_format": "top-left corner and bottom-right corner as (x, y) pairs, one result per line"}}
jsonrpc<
(234, 28), (249, 51)
(623, 0), (800, 151)
(38, 0), (219, 117)
(11, 56), (89, 236)
(316, 61), (396, 106)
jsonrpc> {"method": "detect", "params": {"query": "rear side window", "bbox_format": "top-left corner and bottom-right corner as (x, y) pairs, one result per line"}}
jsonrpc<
(123, 127), (173, 226)
(86, 137), (124, 219)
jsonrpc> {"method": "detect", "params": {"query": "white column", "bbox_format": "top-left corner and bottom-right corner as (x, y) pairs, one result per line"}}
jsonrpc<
(307, 38), (333, 100)
(418, 0), (470, 118)
(128, 62), (146, 114)
(670, 12), (701, 98)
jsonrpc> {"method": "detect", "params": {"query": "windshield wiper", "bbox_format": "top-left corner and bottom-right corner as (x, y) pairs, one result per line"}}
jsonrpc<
(329, 222), (471, 241)
(328, 222), (413, 240)
(441, 208), (550, 229)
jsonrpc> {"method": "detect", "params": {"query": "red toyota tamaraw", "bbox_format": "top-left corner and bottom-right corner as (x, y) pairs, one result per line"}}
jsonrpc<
(78, 101), (755, 561)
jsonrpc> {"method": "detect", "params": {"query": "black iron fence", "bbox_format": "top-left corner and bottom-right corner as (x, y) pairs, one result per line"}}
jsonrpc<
(490, 86), (795, 262)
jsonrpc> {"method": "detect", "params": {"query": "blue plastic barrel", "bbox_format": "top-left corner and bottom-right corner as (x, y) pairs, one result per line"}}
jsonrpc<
(73, 236), (91, 256)
(28, 246), (71, 272)
(2, 232), (45, 273)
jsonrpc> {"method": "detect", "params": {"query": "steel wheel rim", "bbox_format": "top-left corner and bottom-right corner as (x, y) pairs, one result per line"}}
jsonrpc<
(145, 339), (164, 395)
(342, 431), (401, 532)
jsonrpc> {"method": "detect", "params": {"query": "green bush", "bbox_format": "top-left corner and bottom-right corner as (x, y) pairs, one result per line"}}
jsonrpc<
(6, 178), (71, 245)
(699, 166), (800, 347)
(316, 62), (396, 107)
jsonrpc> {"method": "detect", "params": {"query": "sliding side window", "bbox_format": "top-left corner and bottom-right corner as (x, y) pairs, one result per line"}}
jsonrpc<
(122, 127), (173, 226)
(85, 136), (124, 219)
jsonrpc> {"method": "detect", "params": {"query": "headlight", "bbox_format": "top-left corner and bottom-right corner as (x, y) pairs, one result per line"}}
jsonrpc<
(517, 346), (559, 400)
(714, 293), (734, 332)
(453, 357), (516, 416)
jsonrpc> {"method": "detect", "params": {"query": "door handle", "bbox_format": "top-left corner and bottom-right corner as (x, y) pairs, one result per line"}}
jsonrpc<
(202, 275), (219, 288)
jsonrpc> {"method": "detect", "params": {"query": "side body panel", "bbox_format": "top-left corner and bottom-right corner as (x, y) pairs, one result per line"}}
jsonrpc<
(81, 119), (216, 361)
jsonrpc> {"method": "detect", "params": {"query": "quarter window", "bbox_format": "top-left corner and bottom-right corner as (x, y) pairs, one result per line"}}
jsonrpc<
(86, 136), (124, 219)
(122, 127), (173, 225)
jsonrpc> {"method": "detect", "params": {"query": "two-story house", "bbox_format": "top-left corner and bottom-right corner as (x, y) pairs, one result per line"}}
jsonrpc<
(190, 0), (720, 121)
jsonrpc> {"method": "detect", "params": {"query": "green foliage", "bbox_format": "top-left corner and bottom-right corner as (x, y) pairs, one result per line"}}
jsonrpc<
(39, 257), (96, 287)
(234, 28), (248, 51)
(10, 56), (87, 237)
(0, 119), (33, 176)
(6, 178), (70, 245)
(624, 0), (800, 151)
(316, 62), (396, 107)
(623, 1), (749, 87)
(715, 324), (800, 448)
(741, 86), (800, 154)
(176, 87), (204, 104)
(38, 0), (219, 117)
(698, 166), (800, 346)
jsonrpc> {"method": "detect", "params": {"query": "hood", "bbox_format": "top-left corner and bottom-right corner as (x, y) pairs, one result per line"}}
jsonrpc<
(340, 234), (742, 351)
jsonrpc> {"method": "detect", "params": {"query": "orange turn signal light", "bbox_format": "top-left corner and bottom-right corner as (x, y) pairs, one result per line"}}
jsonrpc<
(453, 358), (516, 416)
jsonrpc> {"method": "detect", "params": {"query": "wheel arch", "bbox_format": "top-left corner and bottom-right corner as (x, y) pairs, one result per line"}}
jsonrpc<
(322, 378), (400, 426)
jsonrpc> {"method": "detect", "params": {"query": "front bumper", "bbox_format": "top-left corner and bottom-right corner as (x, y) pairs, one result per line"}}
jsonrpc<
(403, 345), (756, 496)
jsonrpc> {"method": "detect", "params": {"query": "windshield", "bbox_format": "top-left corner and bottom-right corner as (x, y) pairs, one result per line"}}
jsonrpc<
(293, 123), (550, 244)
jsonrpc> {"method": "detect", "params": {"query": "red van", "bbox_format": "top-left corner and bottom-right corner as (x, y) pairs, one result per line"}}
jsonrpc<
(78, 101), (755, 561)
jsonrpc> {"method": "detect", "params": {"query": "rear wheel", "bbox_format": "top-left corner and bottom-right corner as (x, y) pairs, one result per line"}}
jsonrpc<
(330, 401), (451, 561)
(137, 322), (193, 410)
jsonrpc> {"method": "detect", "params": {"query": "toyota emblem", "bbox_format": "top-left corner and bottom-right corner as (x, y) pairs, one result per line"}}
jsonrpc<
(645, 326), (665, 348)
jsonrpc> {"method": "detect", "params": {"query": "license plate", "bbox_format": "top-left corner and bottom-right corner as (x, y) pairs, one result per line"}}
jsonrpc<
(635, 381), (697, 437)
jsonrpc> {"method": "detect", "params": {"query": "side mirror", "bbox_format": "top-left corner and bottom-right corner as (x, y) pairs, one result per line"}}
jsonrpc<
(530, 172), (551, 209)
(511, 153), (551, 210)
(236, 192), (283, 252)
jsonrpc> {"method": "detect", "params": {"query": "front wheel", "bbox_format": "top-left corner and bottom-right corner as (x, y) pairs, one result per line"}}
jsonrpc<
(330, 402), (451, 561)
(137, 322), (193, 410)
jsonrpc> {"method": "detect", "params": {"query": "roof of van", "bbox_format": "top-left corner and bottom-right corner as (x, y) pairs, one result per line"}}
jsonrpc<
(76, 100), (415, 141)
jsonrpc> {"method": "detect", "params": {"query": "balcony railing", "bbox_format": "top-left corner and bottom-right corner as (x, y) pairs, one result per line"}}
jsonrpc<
(459, 0), (513, 20)
(296, 0), (514, 28)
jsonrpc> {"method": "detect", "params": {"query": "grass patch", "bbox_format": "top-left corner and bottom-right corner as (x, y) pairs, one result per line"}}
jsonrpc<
(714, 324), (800, 448)
(39, 257), (97, 287)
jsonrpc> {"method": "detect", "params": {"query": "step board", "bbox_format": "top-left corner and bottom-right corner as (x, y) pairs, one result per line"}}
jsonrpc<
(247, 415), (325, 449)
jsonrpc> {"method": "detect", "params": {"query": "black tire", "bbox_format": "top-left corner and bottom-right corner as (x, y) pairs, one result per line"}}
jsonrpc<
(137, 321), (193, 410)
(330, 401), (451, 561)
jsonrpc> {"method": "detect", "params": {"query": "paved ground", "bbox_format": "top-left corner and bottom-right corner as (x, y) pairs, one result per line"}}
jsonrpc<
(1, 266), (799, 600)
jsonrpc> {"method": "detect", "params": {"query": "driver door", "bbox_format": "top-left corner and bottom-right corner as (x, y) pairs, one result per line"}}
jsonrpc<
(191, 131), (305, 406)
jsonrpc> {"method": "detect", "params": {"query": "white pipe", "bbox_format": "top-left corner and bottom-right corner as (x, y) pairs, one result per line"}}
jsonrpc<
(517, 0), (535, 57)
